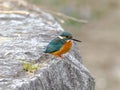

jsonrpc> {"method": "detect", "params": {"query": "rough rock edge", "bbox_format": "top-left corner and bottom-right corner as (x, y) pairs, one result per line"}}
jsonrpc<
(0, 0), (95, 90)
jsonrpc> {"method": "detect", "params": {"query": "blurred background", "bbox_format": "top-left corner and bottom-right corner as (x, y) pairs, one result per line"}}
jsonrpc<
(29, 0), (120, 90)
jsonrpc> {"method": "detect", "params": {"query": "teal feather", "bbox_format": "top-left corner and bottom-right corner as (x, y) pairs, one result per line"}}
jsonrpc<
(44, 37), (66, 53)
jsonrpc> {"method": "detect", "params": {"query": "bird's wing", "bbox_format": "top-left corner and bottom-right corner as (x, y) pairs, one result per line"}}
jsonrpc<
(44, 38), (65, 53)
(44, 44), (62, 53)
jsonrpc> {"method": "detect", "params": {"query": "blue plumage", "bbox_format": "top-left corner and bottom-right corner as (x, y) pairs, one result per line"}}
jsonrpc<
(44, 37), (66, 53)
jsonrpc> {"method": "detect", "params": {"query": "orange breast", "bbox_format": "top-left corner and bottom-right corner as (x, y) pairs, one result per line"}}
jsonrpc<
(51, 40), (72, 57)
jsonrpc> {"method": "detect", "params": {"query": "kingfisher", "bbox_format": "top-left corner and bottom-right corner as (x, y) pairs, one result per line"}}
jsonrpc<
(44, 32), (81, 58)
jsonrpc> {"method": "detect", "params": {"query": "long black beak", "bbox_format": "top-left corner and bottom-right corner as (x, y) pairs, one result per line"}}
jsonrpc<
(72, 38), (82, 42)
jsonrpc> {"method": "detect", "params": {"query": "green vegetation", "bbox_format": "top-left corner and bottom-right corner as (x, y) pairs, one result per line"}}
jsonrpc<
(22, 60), (44, 73)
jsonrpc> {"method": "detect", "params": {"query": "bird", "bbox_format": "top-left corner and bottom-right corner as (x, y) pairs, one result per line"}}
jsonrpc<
(44, 32), (81, 58)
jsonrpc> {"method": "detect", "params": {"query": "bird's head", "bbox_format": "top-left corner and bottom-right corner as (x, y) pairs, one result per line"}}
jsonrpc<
(58, 32), (81, 42)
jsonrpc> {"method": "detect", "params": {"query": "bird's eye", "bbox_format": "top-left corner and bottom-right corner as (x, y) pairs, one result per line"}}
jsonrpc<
(66, 36), (69, 38)
(66, 36), (72, 39)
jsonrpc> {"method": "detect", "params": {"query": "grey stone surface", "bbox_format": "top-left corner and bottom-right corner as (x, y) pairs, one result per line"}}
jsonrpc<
(0, 0), (95, 90)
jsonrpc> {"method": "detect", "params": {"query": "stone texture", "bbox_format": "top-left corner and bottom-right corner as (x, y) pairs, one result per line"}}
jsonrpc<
(0, 0), (95, 90)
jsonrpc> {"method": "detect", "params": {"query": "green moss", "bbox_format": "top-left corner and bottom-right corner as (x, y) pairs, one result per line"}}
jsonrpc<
(22, 60), (44, 73)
